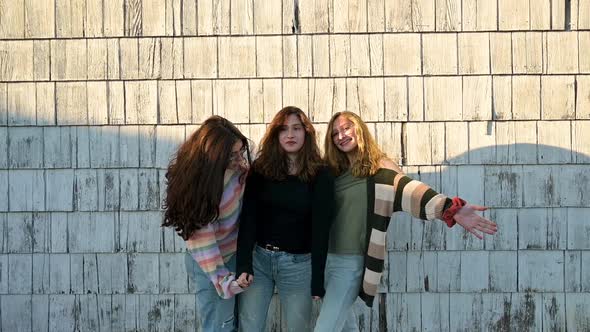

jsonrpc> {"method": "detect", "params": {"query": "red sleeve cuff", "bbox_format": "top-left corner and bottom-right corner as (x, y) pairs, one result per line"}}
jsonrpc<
(442, 197), (466, 228)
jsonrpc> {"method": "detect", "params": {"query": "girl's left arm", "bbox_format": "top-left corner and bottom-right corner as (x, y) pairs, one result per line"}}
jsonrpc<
(310, 168), (335, 297)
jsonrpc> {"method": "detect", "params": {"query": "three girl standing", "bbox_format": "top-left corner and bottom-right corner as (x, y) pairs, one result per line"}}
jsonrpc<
(163, 109), (497, 332)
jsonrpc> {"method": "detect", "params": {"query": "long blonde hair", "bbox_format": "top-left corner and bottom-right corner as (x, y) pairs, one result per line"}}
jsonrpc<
(324, 111), (386, 177)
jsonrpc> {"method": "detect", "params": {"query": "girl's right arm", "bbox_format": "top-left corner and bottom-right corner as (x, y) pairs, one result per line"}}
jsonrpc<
(186, 225), (243, 299)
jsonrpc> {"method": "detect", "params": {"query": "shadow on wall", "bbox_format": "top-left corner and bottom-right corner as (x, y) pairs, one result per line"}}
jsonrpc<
(2, 113), (590, 332)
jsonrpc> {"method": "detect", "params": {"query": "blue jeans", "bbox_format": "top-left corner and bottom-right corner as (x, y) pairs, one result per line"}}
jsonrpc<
(238, 245), (312, 332)
(185, 252), (237, 332)
(314, 254), (365, 332)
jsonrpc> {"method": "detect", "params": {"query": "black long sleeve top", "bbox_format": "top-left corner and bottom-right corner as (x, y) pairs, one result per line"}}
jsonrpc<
(236, 166), (335, 297)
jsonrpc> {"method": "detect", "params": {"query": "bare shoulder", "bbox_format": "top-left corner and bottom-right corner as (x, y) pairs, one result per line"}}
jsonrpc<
(379, 158), (403, 174)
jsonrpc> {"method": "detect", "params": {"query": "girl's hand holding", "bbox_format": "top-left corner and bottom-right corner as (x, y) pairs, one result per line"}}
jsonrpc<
(237, 272), (254, 288)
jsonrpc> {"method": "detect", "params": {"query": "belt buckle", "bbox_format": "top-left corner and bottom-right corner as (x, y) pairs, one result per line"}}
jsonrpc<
(264, 244), (280, 251)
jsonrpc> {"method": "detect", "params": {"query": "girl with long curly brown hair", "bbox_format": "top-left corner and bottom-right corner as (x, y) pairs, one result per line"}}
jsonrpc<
(235, 106), (334, 332)
(162, 115), (251, 332)
(314, 111), (497, 332)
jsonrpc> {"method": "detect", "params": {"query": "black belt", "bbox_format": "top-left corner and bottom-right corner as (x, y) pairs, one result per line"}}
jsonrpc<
(258, 243), (308, 254)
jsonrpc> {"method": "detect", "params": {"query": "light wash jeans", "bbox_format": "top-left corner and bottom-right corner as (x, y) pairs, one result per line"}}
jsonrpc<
(238, 245), (312, 332)
(185, 252), (237, 332)
(314, 254), (365, 332)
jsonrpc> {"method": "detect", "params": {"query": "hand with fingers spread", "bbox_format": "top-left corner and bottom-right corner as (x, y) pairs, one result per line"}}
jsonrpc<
(236, 272), (254, 289)
(453, 204), (498, 239)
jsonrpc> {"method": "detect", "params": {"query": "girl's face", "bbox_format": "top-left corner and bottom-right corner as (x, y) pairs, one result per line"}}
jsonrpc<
(331, 115), (358, 153)
(227, 140), (247, 171)
(278, 114), (306, 155)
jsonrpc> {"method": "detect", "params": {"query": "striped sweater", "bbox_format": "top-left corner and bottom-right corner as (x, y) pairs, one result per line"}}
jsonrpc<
(185, 169), (246, 299)
(360, 168), (453, 307)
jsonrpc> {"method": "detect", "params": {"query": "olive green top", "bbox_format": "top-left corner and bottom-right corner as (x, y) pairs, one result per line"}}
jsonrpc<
(328, 170), (368, 254)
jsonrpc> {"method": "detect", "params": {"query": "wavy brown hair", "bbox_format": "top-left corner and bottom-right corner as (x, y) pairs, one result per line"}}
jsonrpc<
(324, 111), (386, 177)
(162, 116), (250, 240)
(254, 106), (323, 182)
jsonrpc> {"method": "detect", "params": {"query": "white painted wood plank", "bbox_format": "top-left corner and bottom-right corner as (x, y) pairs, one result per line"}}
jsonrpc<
(484, 166), (523, 208)
(45, 170), (74, 211)
(566, 293), (590, 331)
(450, 293), (483, 331)
(50, 213), (68, 253)
(138, 169), (160, 210)
(518, 208), (548, 249)
(9, 170), (45, 212)
(6, 213), (33, 253)
(436, 251), (461, 292)
(407, 251), (437, 292)
(97, 254), (128, 294)
(7, 83), (36, 126)
(119, 169), (139, 211)
(1, 295), (31, 331)
(460, 251), (489, 292)
(387, 293), (421, 331)
(49, 254), (70, 294)
(119, 211), (161, 253)
(74, 170), (98, 211)
(32, 213), (51, 253)
(8, 254), (32, 294)
(8, 127), (43, 168)
(125, 81), (158, 124)
(174, 294), (197, 331)
(68, 212), (116, 253)
(32, 254), (50, 294)
(49, 295), (77, 330)
(127, 254), (159, 294)
(155, 125), (185, 168)
(421, 293), (450, 332)
(568, 208), (590, 249)
(159, 253), (189, 293)
(489, 251), (517, 292)
(32, 294), (49, 332)
(518, 251), (564, 292)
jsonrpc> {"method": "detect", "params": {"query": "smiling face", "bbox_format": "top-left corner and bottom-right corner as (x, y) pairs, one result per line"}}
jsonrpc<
(331, 115), (358, 154)
(278, 114), (306, 155)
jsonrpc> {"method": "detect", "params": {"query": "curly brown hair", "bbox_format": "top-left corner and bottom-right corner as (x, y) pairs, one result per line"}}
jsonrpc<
(254, 106), (323, 182)
(162, 116), (250, 240)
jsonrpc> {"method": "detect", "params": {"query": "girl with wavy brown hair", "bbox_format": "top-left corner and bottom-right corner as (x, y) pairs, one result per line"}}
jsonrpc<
(235, 106), (334, 332)
(315, 111), (498, 332)
(163, 115), (251, 332)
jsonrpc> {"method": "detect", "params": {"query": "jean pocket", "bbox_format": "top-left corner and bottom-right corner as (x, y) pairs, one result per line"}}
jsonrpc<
(291, 253), (311, 263)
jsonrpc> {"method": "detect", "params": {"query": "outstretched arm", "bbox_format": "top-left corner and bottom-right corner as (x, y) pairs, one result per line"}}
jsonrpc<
(385, 170), (497, 239)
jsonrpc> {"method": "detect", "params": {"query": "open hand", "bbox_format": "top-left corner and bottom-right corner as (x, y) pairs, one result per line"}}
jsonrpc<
(237, 272), (253, 288)
(454, 204), (498, 239)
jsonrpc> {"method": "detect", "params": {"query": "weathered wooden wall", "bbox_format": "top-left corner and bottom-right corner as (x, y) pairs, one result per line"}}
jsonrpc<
(1, 0), (589, 331)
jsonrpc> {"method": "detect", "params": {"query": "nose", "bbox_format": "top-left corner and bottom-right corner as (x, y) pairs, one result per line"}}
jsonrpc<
(338, 131), (345, 140)
(287, 128), (295, 138)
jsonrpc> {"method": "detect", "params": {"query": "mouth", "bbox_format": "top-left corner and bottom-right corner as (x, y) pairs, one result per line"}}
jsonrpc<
(285, 140), (297, 145)
(338, 137), (352, 147)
